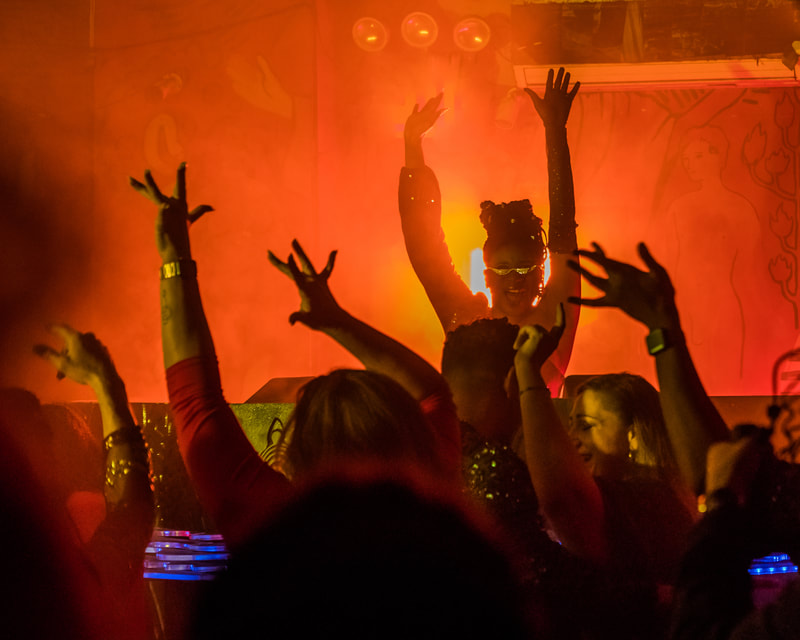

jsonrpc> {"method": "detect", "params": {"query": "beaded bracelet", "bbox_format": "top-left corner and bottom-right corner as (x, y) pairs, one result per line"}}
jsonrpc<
(105, 459), (151, 489)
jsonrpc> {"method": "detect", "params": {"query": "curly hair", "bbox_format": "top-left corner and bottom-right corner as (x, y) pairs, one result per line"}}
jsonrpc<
(441, 317), (519, 384)
(479, 199), (546, 266)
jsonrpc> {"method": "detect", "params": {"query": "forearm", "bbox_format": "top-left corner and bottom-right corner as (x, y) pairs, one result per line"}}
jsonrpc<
(545, 126), (577, 254)
(404, 136), (425, 169)
(95, 377), (154, 524)
(652, 313), (730, 494)
(518, 366), (607, 562)
(321, 310), (444, 401)
(160, 265), (216, 369)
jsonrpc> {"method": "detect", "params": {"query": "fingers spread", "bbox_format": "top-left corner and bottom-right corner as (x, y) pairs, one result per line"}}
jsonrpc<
(291, 239), (316, 273)
(568, 296), (609, 308)
(47, 322), (78, 344)
(569, 81), (580, 99)
(321, 250), (337, 278)
(143, 170), (165, 202)
(267, 250), (292, 276)
(554, 67), (565, 90)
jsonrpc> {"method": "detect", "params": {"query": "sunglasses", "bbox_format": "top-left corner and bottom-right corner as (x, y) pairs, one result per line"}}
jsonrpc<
(485, 265), (540, 276)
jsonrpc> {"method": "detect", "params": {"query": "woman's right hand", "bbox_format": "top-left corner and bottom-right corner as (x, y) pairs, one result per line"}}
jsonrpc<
(404, 93), (446, 143)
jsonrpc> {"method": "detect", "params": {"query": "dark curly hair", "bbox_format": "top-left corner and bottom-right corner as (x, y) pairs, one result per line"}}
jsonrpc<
(441, 317), (520, 383)
(479, 199), (546, 267)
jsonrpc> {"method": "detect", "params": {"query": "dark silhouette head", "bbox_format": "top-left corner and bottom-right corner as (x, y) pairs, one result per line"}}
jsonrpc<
(191, 469), (531, 639)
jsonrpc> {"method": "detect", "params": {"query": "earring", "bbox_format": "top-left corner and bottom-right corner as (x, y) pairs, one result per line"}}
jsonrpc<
(627, 430), (635, 461)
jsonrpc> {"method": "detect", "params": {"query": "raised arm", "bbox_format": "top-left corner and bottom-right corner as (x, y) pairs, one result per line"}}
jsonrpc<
(269, 240), (448, 402)
(131, 165), (289, 548)
(514, 305), (608, 564)
(34, 325), (154, 544)
(525, 67), (581, 377)
(129, 163), (214, 368)
(269, 240), (460, 475)
(568, 242), (730, 495)
(399, 95), (487, 331)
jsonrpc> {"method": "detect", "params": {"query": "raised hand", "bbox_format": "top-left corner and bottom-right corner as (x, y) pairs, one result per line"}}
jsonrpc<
(34, 324), (118, 388)
(268, 239), (343, 329)
(404, 93), (446, 143)
(129, 163), (213, 262)
(525, 67), (580, 130)
(513, 303), (565, 372)
(567, 242), (678, 331)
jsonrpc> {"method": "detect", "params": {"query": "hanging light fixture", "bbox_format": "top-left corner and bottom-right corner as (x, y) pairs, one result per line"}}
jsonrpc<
(453, 17), (491, 52)
(352, 17), (389, 52)
(401, 12), (438, 48)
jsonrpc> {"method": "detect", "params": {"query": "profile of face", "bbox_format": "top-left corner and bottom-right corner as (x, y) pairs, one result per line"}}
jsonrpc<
(484, 243), (544, 319)
(681, 139), (721, 183)
(569, 388), (633, 478)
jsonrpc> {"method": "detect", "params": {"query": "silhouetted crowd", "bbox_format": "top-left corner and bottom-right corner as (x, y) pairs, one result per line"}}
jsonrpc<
(2, 67), (799, 640)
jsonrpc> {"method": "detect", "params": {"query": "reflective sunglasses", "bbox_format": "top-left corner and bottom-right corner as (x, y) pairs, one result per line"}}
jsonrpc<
(485, 265), (540, 276)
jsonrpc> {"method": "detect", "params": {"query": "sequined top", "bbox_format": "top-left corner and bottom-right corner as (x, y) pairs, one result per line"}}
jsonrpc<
(460, 421), (564, 590)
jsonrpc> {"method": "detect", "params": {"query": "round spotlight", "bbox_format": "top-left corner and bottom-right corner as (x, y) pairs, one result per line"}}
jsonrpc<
(401, 12), (438, 48)
(352, 17), (388, 52)
(453, 17), (491, 52)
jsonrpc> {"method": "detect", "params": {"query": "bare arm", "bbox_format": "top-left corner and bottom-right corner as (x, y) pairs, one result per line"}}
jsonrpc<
(268, 240), (447, 402)
(569, 242), (730, 495)
(515, 306), (608, 563)
(130, 164), (215, 368)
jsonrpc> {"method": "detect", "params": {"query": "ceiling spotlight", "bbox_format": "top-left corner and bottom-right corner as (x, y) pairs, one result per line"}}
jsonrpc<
(401, 12), (438, 48)
(453, 17), (491, 52)
(352, 17), (388, 52)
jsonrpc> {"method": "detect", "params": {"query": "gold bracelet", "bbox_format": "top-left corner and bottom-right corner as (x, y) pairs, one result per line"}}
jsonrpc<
(160, 259), (197, 280)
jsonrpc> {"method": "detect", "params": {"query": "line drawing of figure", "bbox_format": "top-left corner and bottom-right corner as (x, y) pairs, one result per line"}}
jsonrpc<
(661, 126), (761, 393)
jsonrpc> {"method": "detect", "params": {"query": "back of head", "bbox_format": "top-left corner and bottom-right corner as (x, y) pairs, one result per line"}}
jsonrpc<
(281, 369), (440, 479)
(192, 468), (531, 639)
(441, 317), (519, 384)
(577, 373), (678, 479)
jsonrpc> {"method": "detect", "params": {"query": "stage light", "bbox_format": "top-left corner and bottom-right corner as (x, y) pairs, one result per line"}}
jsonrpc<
(352, 17), (388, 52)
(401, 12), (438, 48)
(453, 17), (491, 52)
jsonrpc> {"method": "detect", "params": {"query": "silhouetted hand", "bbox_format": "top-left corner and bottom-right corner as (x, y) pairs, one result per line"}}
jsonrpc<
(514, 303), (565, 372)
(129, 163), (213, 262)
(404, 93), (446, 143)
(34, 324), (118, 388)
(525, 67), (580, 129)
(268, 239), (344, 329)
(567, 242), (678, 331)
